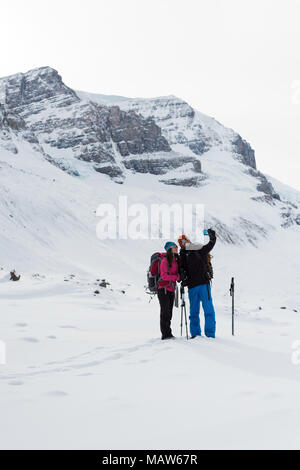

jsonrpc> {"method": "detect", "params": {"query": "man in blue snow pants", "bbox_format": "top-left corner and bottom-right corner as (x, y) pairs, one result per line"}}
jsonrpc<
(178, 230), (216, 338)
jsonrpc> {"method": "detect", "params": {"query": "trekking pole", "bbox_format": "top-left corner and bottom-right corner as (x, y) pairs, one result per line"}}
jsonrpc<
(180, 285), (189, 340)
(180, 285), (183, 336)
(230, 277), (235, 336)
(180, 300), (183, 337)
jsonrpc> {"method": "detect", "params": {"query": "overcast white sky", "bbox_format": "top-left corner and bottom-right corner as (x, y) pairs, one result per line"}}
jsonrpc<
(1, 0), (299, 190)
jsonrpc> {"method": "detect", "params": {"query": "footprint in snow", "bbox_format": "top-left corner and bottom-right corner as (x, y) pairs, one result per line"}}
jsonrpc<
(44, 390), (68, 397)
(47, 335), (57, 339)
(238, 390), (256, 397)
(15, 323), (28, 327)
(59, 325), (77, 329)
(21, 337), (39, 343)
(9, 380), (24, 386)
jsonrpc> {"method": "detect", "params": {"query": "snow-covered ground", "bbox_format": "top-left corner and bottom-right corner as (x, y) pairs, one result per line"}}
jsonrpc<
(1, 251), (300, 450)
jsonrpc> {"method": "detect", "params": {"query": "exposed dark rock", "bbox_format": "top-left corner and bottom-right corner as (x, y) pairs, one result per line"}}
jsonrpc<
(257, 179), (278, 198)
(275, 199), (300, 228)
(123, 155), (196, 175)
(108, 106), (171, 155)
(247, 168), (280, 200)
(94, 164), (124, 179)
(160, 175), (206, 187)
(10, 270), (20, 281)
(237, 216), (269, 243)
(192, 160), (202, 173)
(44, 155), (80, 176)
(5, 112), (26, 131)
(1, 66), (79, 111)
(0, 103), (39, 150)
(0, 104), (23, 130)
(232, 135), (256, 169)
(188, 139), (210, 156)
(251, 195), (276, 205)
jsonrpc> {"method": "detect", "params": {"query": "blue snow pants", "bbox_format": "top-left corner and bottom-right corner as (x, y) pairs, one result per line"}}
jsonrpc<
(188, 284), (216, 338)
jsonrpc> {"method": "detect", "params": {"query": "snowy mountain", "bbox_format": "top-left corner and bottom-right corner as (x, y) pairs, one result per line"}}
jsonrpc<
(1, 67), (300, 450)
(0, 67), (270, 188)
(0, 66), (299, 258)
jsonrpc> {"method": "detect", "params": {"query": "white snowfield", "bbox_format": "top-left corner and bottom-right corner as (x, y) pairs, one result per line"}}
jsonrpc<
(1, 103), (300, 450)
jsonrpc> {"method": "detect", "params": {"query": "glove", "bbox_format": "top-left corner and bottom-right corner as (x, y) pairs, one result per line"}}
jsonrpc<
(180, 272), (188, 287)
(207, 228), (216, 239)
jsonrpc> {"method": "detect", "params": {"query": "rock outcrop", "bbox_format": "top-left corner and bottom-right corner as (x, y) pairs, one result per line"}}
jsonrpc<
(232, 135), (256, 169)
(0, 103), (39, 153)
(1, 66), (78, 112)
(160, 175), (207, 187)
(247, 168), (280, 200)
(123, 155), (196, 175)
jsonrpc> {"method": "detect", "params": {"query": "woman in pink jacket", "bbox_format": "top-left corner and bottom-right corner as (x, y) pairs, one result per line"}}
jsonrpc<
(158, 241), (181, 340)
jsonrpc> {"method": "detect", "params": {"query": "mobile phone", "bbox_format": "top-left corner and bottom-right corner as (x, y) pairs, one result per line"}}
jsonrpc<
(203, 230), (208, 236)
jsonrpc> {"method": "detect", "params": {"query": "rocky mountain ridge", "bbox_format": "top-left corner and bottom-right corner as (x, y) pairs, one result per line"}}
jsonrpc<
(0, 66), (257, 186)
(0, 66), (299, 231)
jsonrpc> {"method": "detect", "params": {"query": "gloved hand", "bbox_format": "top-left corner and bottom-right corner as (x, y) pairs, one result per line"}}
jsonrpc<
(180, 272), (189, 287)
(207, 228), (216, 239)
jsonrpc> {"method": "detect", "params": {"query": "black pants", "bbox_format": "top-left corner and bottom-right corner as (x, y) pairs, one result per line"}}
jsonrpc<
(157, 289), (175, 338)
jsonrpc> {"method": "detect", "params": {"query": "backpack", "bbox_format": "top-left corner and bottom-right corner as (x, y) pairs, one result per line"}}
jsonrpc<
(146, 252), (164, 295)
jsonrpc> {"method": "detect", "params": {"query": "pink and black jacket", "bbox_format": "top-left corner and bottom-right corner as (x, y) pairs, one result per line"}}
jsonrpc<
(157, 254), (180, 292)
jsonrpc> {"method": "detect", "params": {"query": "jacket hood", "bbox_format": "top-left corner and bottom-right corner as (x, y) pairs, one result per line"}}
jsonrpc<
(184, 241), (204, 250)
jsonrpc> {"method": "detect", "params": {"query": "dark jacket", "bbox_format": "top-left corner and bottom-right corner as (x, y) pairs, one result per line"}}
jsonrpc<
(179, 235), (216, 289)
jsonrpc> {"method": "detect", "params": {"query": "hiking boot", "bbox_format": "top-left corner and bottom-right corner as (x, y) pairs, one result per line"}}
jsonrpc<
(162, 334), (175, 340)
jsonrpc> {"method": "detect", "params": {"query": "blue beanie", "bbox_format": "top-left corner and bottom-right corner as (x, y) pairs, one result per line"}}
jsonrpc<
(164, 241), (177, 252)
